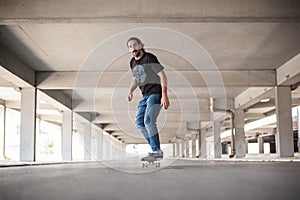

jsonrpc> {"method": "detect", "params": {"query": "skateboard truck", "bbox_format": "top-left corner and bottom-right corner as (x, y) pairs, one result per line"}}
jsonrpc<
(141, 156), (161, 168)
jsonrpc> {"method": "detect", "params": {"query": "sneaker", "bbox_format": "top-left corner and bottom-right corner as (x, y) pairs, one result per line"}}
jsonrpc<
(149, 150), (163, 159)
(141, 155), (156, 162)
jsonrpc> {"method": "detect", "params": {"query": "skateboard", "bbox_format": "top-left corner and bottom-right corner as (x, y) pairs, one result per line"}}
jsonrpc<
(141, 156), (161, 168)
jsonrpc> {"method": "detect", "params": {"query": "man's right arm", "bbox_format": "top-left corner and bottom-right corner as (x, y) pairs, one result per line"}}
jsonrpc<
(128, 78), (138, 101)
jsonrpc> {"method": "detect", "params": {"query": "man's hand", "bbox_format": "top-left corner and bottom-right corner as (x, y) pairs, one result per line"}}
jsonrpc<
(157, 71), (170, 109)
(161, 94), (170, 109)
(127, 93), (133, 101)
(128, 78), (137, 102)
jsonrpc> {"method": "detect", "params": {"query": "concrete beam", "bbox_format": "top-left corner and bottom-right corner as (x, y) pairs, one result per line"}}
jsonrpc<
(39, 89), (72, 110)
(246, 128), (275, 134)
(244, 112), (266, 120)
(247, 99), (275, 109)
(91, 111), (212, 124)
(38, 114), (62, 125)
(234, 87), (274, 109)
(73, 98), (210, 112)
(277, 53), (300, 86)
(36, 70), (276, 89)
(4, 100), (20, 109)
(1, 0), (300, 24)
(73, 112), (92, 133)
(111, 131), (124, 136)
(103, 124), (120, 132)
(36, 71), (100, 90)
(0, 45), (35, 87)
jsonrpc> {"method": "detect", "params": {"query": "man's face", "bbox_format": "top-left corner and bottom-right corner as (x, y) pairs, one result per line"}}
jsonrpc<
(127, 40), (142, 57)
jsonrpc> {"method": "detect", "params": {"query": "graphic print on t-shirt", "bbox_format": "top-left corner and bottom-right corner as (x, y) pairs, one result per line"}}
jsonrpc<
(132, 64), (146, 85)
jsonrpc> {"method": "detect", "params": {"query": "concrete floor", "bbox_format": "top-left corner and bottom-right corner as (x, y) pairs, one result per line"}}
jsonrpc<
(0, 159), (300, 200)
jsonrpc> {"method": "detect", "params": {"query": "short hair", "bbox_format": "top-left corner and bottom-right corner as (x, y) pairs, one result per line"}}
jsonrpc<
(127, 37), (145, 51)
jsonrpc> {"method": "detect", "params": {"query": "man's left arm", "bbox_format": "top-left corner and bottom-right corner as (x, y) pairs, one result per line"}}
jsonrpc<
(157, 70), (170, 109)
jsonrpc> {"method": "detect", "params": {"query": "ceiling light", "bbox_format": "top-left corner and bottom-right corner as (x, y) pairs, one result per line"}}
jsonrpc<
(39, 100), (48, 104)
(260, 98), (270, 103)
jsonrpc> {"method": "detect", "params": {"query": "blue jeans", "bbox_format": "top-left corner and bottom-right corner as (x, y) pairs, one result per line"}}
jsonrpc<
(135, 94), (162, 152)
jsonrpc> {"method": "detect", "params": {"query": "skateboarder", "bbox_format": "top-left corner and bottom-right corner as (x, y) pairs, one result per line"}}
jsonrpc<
(127, 37), (170, 161)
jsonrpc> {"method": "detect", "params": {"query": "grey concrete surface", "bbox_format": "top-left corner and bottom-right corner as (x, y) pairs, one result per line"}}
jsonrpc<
(1, 159), (300, 200)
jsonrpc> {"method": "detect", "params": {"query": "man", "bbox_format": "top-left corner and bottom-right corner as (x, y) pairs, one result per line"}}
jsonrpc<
(127, 37), (170, 160)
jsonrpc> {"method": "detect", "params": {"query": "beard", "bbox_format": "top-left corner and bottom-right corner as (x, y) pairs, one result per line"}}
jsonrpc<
(132, 49), (141, 57)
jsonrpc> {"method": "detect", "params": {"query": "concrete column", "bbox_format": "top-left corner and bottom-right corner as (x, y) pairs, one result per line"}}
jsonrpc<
(234, 109), (246, 158)
(0, 105), (5, 160)
(110, 140), (115, 160)
(108, 139), (112, 160)
(173, 143), (176, 157)
(213, 118), (222, 158)
(97, 129), (103, 160)
(84, 123), (91, 160)
(176, 140), (180, 157)
(20, 88), (37, 162)
(245, 140), (249, 154)
(297, 106), (300, 152)
(195, 133), (199, 157)
(200, 128), (207, 158)
(186, 140), (190, 158)
(122, 142), (126, 159)
(181, 139), (185, 157)
(191, 138), (196, 158)
(222, 143), (229, 155)
(275, 86), (294, 157)
(91, 128), (98, 160)
(35, 118), (41, 160)
(62, 110), (72, 161)
(258, 136), (264, 154)
(102, 137), (107, 160)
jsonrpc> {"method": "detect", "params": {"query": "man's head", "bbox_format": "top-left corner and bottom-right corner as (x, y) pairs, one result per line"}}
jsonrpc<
(127, 37), (145, 58)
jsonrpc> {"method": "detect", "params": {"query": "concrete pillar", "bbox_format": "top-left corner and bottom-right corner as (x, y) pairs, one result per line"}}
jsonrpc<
(35, 118), (41, 160)
(200, 128), (207, 158)
(275, 86), (294, 157)
(0, 105), (5, 160)
(191, 138), (196, 158)
(108, 139), (112, 160)
(245, 140), (249, 154)
(297, 106), (300, 152)
(181, 139), (185, 157)
(222, 143), (229, 154)
(97, 129), (103, 160)
(122, 142), (126, 159)
(20, 88), (37, 162)
(91, 128), (98, 160)
(62, 110), (72, 161)
(195, 133), (199, 157)
(176, 140), (180, 157)
(111, 140), (115, 160)
(258, 136), (264, 154)
(234, 109), (246, 158)
(102, 136), (107, 160)
(84, 123), (91, 160)
(213, 118), (222, 158)
(186, 140), (190, 158)
(173, 143), (176, 157)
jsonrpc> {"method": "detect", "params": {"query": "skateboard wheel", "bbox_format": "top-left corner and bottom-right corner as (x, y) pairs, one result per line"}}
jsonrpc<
(142, 162), (149, 168)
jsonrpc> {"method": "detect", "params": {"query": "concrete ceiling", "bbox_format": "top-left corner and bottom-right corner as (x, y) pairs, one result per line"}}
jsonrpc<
(0, 0), (300, 144)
